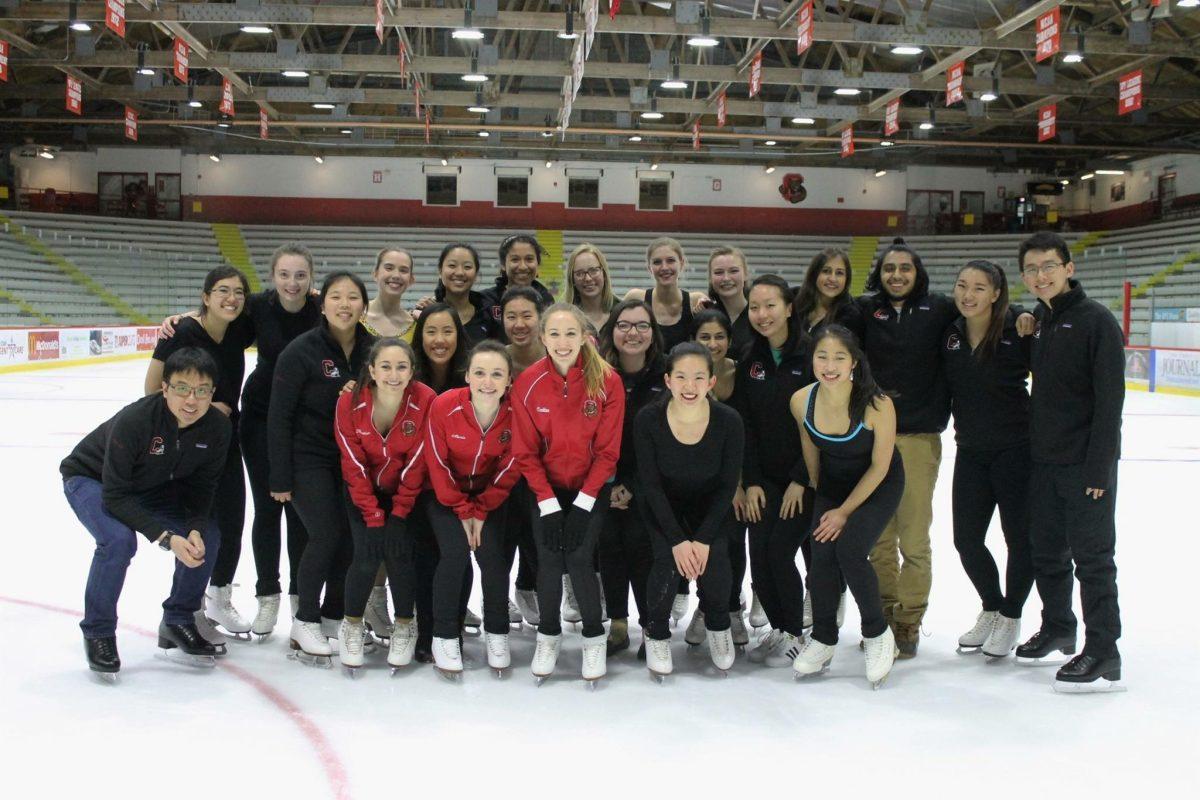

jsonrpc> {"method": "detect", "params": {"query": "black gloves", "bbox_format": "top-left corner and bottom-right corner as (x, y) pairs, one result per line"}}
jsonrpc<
(383, 515), (408, 559)
(539, 510), (564, 551)
(561, 506), (592, 552)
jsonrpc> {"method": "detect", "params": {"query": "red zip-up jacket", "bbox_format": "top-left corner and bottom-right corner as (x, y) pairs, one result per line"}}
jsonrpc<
(511, 355), (625, 515)
(424, 387), (520, 521)
(335, 381), (436, 527)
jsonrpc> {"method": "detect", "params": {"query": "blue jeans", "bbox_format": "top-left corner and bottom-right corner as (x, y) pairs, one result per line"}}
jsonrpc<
(64, 476), (220, 639)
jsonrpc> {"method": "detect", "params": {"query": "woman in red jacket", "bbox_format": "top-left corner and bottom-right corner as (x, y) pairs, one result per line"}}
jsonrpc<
(424, 341), (520, 677)
(334, 336), (436, 675)
(511, 303), (625, 685)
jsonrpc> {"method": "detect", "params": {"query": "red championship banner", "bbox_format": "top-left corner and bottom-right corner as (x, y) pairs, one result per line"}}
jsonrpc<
(0, 40), (9, 83)
(1035, 8), (1060, 63)
(945, 60), (965, 106)
(796, 0), (814, 56)
(716, 90), (727, 127)
(884, 98), (900, 136)
(1118, 69), (1142, 115)
(124, 106), (138, 141)
(105, 0), (126, 39)
(173, 37), (189, 83)
(692, 120), (701, 151)
(749, 52), (763, 99)
(259, 108), (269, 140)
(414, 83), (422, 118)
(609, 0), (620, 21)
(398, 39), (408, 85)
(375, 0), (385, 43)
(840, 126), (854, 158)
(219, 78), (235, 116)
(66, 75), (83, 115)
(1037, 103), (1056, 142)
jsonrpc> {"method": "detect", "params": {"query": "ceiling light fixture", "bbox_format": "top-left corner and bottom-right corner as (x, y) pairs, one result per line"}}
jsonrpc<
(765, 166), (776, 174)
(558, 6), (578, 39)
(764, 140), (777, 146)
(1081, 172), (1095, 180)
(920, 105), (935, 130)
(38, 149), (55, 160)
(880, 140), (894, 147)
(1095, 169), (1125, 175)
(209, 154), (221, 163)
(629, 135), (643, 142)
(834, 87), (862, 96)
(462, 54), (489, 83)
(891, 45), (923, 56)
(282, 70), (309, 78)
(454, 5), (486, 40)
(478, 130), (490, 137)
(189, 100), (203, 108)
(688, 11), (718, 47)
(980, 91), (998, 102)
(546, 160), (553, 168)
(441, 158), (449, 166)
(641, 111), (664, 120)
(314, 155), (324, 164)
(650, 163), (659, 170)
(468, 105), (490, 114)
(340, 128), (353, 134)
(1064, 28), (1085, 63)
(218, 122), (231, 128)
(312, 103), (335, 110)
(138, 68), (155, 76)
(240, 25), (273, 34)
(875, 169), (887, 177)
(791, 116), (815, 125)
(661, 79), (688, 90)
(70, 22), (90, 33)
(1061, 179), (1070, 186)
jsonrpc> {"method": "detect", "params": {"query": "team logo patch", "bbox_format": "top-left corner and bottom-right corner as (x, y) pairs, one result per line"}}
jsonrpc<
(748, 362), (766, 381)
(873, 309), (889, 321)
(402, 420), (417, 436)
(1033, 323), (1042, 339)
(946, 333), (961, 351)
(499, 429), (511, 444)
(148, 436), (165, 456)
(322, 359), (341, 378)
(583, 399), (599, 418)
(492, 306), (502, 320)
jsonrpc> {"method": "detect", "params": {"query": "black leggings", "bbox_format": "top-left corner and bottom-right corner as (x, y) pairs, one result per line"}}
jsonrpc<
(208, 433), (247, 588)
(747, 480), (813, 636)
(427, 496), (510, 638)
(413, 493), (472, 648)
(598, 504), (652, 626)
(952, 444), (1035, 619)
(290, 464), (354, 623)
(343, 490), (416, 620)
(809, 471), (905, 646)
(506, 481), (539, 592)
(533, 486), (610, 639)
(645, 514), (737, 641)
(242, 409), (308, 597)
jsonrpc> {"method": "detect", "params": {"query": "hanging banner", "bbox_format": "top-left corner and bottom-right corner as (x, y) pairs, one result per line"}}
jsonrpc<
(716, 90), (727, 127)
(1118, 69), (1142, 115)
(692, 120), (701, 151)
(749, 52), (763, 99)
(796, 0), (814, 56)
(425, 108), (432, 145)
(105, 0), (126, 39)
(560, 76), (574, 132)
(840, 126), (854, 158)
(945, 61), (965, 106)
(884, 97), (900, 136)
(609, 0), (620, 21)
(66, 75), (82, 115)
(1037, 103), (1056, 142)
(571, 40), (585, 101)
(124, 106), (138, 141)
(585, 0), (598, 59)
(0, 40), (9, 83)
(398, 39), (408, 85)
(173, 37), (189, 83)
(259, 108), (269, 140)
(414, 82), (422, 118)
(1035, 8), (1061, 63)
(219, 77), (235, 116)
(375, 0), (385, 43)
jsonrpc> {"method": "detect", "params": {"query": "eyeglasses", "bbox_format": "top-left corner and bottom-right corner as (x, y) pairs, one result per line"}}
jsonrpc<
(1020, 262), (1065, 277)
(615, 321), (652, 333)
(168, 383), (214, 398)
(209, 286), (246, 298)
(572, 267), (603, 281)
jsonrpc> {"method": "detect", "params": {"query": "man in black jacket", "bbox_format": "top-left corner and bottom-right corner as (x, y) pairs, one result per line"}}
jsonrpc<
(61, 348), (232, 680)
(1014, 231), (1124, 693)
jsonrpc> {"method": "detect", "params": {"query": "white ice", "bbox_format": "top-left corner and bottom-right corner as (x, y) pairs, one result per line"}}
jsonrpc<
(2, 355), (1197, 799)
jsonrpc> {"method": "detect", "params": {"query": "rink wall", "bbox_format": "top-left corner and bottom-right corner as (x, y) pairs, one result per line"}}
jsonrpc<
(1125, 346), (1200, 397)
(0, 325), (157, 374)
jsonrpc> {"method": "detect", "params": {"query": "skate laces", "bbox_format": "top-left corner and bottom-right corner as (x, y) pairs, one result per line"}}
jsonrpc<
(488, 634), (507, 656)
(344, 622), (364, 650)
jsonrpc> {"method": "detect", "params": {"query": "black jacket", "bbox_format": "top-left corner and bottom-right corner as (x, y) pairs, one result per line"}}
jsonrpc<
(941, 310), (1032, 451)
(61, 394), (232, 540)
(268, 321), (376, 492)
(1029, 280), (1124, 488)
(241, 290), (321, 417)
(433, 284), (499, 344)
(730, 324), (811, 488)
(479, 278), (555, 342)
(614, 357), (667, 487)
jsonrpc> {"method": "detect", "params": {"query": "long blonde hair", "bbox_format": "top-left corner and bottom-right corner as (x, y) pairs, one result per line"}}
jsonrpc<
(540, 302), (613, 398)
(564, 243), (616, 311)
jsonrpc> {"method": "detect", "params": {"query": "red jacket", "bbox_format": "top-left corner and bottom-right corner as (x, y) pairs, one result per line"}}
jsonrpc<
(335, 381), (436, 527)
(511, 355), (625, 511)
(424, 387), (519, 521)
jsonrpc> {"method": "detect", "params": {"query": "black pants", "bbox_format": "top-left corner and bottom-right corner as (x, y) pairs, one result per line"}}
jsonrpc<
(290, 464), (354, 623)
(208, 432), (247, 588)
(533, 486), (610, 638)
(507, 481), (539, 592)
(645, 513), (737, 641)
(414, 493), (472, 646)
(427, 496), (510, 638)
(809, 469), (904, 646)
(1029, 461), (1121, 659)
(343, 490), (416, 620)
(599, 504), (652, 626)
(689, 524), (749, 611)
(747, 479), (813, 636)
(952, 444), (1035, 619)
(242, 409), (308, 597)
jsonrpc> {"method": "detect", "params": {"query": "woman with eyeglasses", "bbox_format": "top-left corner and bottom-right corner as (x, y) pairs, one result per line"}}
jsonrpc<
(147, 265), (256, 647)
(481, 234), (556, 334)
(565, 243), (618, 333)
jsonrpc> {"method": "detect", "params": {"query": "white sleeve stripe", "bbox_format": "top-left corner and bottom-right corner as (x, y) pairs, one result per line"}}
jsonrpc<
(399, 441), (426, 483)
(521, 371), (549, 406)
(490, 456), (516, 486)
(335, 416), (369, 481)
(426, 428), (457, 485)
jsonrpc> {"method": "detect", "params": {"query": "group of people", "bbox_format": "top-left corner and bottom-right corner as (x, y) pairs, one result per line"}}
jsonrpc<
(62, 229), (1125, 693)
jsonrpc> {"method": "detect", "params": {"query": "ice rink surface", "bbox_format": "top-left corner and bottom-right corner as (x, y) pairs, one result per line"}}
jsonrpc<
(2, 355), (1197, 799)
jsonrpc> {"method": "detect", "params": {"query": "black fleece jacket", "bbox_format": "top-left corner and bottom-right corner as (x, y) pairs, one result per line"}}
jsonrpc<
(941, 309), (1032, 451)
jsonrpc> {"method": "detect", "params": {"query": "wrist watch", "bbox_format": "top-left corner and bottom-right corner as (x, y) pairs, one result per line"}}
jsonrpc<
(157, 531), (179, 551)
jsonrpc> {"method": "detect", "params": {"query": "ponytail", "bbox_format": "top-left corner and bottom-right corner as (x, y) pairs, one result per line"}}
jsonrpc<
(957, 260), (1010, 361)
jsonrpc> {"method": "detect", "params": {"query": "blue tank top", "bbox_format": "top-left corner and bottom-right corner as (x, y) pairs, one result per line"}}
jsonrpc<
(803, 385), (896, 504)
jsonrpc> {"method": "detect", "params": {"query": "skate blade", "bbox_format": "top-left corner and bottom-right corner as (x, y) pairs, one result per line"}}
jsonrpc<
(871, 675), (890, 690)
(956, 645), (983, 655)
(1053, 677), (1125, 694)
(435, 668), (463, 682)
(155, 649), (217, 669)
(584, 677), (603, 690)
(208, 619), (252, 641)
(533, 673), (552, 686)
(341, 664), (364, 678)
(491, 667), (511, 679)
(793, 662), (832, 680)
(89, 669), (120, 685)
(252, 631), (274, 643)
(649, 671), (670, 684)
(286, 649), (332, 669)
(983, 649), (1014, 661)
(1015, 653), (1073, 667)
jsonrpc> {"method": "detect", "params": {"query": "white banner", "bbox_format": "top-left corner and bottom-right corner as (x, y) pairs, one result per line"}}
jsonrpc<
(0, 325), (159, 368)
(1155, 348), (1200, 394)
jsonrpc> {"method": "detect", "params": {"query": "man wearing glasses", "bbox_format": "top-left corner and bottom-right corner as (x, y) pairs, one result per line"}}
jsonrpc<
(1015, 231), (1125, 693)
(61, 348), (232, 681)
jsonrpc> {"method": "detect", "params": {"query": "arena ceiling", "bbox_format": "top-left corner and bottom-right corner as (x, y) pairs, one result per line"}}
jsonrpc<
(1, 1), (1199, 174)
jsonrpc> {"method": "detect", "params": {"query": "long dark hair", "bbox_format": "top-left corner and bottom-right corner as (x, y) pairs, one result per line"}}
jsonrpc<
(433, 242), (481, 301)
(795, 248), (853, 329)
(812, 324), (888, 423)
(598, 299), (665, 371)
(412, 302), (468, 391)
(355, 336), (417, 402)
(494, 233), (546, 292)
(957, 260), (1010, 361)
(747, 274), (804, 355)
(864, 238), (929, 299)
(199, 265), (251, 317)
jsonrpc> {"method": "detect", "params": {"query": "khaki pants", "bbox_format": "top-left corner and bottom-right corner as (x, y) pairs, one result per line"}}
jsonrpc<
(869, 433), (942, 626)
